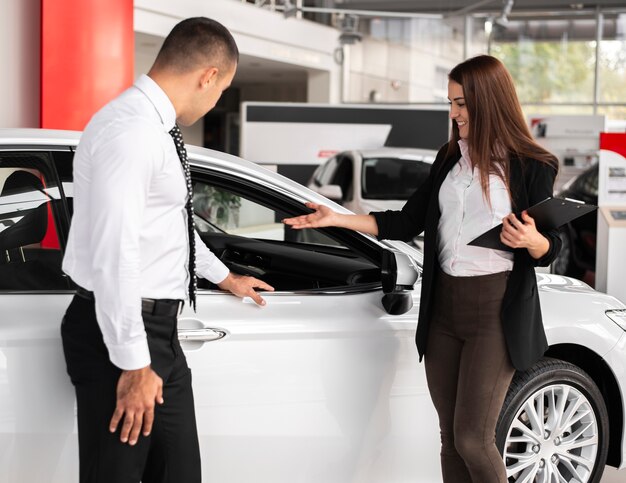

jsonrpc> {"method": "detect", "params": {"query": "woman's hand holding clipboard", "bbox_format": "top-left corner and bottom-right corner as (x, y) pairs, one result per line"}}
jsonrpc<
(468, 197), (598, 252)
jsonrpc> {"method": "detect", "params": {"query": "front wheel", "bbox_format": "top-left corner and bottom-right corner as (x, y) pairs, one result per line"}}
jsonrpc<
(496, 358), (609, 483)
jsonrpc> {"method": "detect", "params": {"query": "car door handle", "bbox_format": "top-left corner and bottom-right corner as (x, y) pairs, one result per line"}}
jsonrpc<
(178, 328), (227, 342)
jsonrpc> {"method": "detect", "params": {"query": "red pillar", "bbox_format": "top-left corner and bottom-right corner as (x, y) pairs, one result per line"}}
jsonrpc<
(40, 0), (134, 130)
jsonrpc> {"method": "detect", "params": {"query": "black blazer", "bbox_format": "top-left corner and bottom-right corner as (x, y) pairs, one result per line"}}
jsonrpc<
(372, 142), (562, 371)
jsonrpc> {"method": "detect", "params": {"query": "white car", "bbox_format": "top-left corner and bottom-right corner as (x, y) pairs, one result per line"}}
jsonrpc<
(307, 147), (437, 214)
(0, 129), (625, 483)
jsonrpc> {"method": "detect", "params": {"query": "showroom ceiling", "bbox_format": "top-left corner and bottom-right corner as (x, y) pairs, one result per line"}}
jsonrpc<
(318, 0), (626, 15)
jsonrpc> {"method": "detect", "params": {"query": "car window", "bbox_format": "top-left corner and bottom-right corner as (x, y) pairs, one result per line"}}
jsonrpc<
(51, 150), (74, 217)
(311, 163), (325, 187)
(191, 171), (383, 293)
(330, 156), (354, 201)
(316, 157), (338, 186)
(193, 179), (340, 246)
(0, 152), (70, 291)
(362, 157), (432, 200)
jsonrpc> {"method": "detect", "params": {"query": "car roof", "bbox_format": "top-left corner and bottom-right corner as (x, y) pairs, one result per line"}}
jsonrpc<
(347, 147), (438, 162)
(0, 128), (81, 146)
(0, 128), (311, 195)
(0, 128), (361, 216)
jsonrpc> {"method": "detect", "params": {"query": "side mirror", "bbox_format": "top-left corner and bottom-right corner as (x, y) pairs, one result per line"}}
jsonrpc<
(380, 248), (419, 316)
(317, 184), (343, 202)
(381, 249), (419, 293)
(382, 293), (413, 316)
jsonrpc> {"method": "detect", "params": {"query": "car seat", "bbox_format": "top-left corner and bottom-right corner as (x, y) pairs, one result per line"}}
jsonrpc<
(0, 170), (67, 289)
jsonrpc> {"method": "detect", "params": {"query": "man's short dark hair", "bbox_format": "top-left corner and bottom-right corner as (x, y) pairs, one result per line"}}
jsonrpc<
(153, 17), (239, 73)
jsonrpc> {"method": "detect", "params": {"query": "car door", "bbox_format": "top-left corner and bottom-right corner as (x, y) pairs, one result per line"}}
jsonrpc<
(184, 161), (441, 483)
(0, 146), (441, 483)
(0, 148), (76, 483)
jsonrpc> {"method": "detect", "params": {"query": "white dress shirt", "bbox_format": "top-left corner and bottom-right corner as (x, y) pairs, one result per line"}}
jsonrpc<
(437, 139), (514, 276)
(63, 74), (229, 371)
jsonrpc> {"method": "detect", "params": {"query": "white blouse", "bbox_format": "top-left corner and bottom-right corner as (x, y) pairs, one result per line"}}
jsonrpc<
(437, 140), (514, 276)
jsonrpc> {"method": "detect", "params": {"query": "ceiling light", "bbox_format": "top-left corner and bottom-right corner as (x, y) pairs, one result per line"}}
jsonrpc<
(492, 0), (514, 31)
(338, 14), (362, 45)
(484, 17), (493, 36)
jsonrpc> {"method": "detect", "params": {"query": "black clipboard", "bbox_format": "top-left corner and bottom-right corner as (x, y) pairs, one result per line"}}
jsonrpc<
(468, 197), (597, 252)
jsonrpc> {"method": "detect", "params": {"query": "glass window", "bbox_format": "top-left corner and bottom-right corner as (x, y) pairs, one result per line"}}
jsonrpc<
(362, 157), (432, 200)
(192, 179), (340, 246)
(316, 157), (338, 187)
(491, 18), (596, 104)
(598, 105), (626, 124)
(0, 152), (69, 290)
(599, 14), (626, 105)
(330, 156), (354, 201)
(191, 176), (382, 292)
(522, 105), (595, 117)
(51, 150), (74, 216)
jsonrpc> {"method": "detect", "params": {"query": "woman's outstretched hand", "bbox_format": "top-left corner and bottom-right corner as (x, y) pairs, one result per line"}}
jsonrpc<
(282, 202), (339, 229)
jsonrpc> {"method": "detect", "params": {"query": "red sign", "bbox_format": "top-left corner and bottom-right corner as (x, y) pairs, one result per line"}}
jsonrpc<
(318, 150), (339, 158)
(600, 133), (626, 159)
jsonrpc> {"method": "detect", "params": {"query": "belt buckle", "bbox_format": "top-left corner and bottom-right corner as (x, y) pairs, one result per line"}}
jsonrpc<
(141, 298), (183, 317)
(76, 286), (94, 300)
(141, 298), (156, 316)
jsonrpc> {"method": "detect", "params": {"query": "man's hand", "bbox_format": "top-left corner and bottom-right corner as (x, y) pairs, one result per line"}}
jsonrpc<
(218, 272), (274, 306)
(109, 366), (164, 445)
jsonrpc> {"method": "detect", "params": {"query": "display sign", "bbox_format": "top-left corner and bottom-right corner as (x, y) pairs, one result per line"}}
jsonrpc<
(241, 102), (450, 166)
(241, 102), (450, 185)
(528, 115), (606, 192)
(598, 133), (626, 207)
(530, 115), (606, 139)
(242, 121), (391, 165)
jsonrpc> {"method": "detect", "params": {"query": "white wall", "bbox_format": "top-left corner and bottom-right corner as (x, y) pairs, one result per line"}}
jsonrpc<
(134, 0), (341, 102)
(346, 17), (474, 104)
(0, 0), (40, 128)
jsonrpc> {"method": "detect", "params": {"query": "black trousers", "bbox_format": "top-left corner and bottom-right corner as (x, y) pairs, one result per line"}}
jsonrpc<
(424, 269), (516, 483)
(61, 295), (201, 483)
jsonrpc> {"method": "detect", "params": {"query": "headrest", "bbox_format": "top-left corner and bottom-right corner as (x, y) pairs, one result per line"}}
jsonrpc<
(1, 170), (44, 197)
(0, 205), (48, 253)
(0, 171), (49, 253)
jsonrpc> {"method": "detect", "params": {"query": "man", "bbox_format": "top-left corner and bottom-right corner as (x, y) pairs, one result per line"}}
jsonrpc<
(61, 17), (273, 483)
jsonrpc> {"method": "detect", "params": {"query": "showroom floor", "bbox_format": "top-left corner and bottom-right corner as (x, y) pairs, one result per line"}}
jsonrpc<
(602, 467), (624, 482)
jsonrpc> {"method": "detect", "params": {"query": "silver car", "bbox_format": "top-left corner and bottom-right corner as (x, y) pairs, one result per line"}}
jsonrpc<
(0, 129), (625, 483)
(307, 147), (437, 214)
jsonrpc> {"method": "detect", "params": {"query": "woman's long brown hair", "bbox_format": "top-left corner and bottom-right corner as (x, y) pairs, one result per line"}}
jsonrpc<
(446, 55), (558, 205)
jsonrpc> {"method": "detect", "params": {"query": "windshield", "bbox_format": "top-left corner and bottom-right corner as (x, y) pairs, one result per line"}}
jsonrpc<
(361, 157), (432, 200)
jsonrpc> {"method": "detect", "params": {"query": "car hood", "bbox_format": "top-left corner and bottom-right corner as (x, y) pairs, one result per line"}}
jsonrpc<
(537, 273), (596, 294)
(537, 272), (625, 308)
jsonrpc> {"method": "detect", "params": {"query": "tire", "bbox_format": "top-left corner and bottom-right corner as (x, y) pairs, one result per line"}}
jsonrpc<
(552, 228), (585, 279)
(496, 358), (609, 483)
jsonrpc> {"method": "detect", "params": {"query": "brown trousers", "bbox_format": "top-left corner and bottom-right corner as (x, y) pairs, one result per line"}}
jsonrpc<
(424, 269), (516, 483)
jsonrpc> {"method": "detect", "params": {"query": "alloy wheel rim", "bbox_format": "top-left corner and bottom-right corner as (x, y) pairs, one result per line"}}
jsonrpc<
(504, 383), (599, 483)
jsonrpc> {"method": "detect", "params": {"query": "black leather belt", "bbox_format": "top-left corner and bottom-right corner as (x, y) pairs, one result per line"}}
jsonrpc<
(75, 286), (183, 317)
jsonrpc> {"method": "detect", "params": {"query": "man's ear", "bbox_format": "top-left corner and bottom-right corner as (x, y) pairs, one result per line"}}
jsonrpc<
(199, 67), (220, 89)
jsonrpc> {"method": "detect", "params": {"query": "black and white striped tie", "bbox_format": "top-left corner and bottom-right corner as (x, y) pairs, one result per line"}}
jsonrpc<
(169, 124), (197, 311)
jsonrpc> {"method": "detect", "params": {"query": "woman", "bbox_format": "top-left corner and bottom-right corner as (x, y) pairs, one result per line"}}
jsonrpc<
(283, 55), (561, 482)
